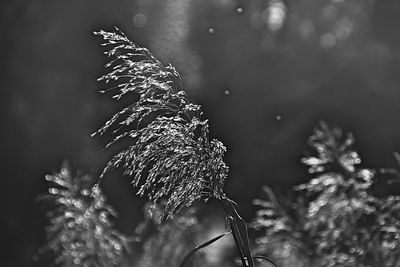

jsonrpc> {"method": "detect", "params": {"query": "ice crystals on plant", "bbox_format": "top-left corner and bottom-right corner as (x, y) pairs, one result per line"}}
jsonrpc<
(92, 28), (228, 220)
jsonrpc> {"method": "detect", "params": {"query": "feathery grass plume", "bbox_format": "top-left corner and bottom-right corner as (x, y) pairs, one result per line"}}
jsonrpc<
(295, 122), (379, 266)
(251, 122), (400, 266)
(92, 28), (228, 220)
(252, 122), (400, 267)
(300, 121), (362, 174)
(299, 123), (400, 267)
(41, 163), (131, 267)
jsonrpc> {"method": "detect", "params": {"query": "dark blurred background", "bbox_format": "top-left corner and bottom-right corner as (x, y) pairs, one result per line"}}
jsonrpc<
(1, 0), (400, 266)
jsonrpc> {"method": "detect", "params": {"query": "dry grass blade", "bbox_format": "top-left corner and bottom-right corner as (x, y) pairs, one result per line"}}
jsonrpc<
(178, 232), (231, 267)
(223, 198), (255, 267)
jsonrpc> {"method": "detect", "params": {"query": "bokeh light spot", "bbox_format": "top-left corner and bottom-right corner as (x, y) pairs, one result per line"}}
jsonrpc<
(266, 0), (286, 31)
(322, 5), (338, 21)
(132, 13), (147, 28)
(320, 33), (336, 48)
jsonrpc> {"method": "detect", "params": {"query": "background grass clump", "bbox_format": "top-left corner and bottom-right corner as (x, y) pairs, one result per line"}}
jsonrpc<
(251, 122), (400, 267)
(40, 163), (131, 267)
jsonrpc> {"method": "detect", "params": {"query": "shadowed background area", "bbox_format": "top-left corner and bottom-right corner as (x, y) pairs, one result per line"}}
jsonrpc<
(1, 0), (400, 266)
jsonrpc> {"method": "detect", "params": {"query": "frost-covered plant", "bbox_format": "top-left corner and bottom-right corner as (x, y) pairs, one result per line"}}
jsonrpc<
(92, 28), (274, 267)
(92, 28), (228, 220)
(296, 121), (378, 266)
(41, 163), (131, 267)
(252, 122), (400, 267)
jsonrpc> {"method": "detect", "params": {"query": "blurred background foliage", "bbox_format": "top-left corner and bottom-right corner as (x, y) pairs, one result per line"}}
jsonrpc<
(250, 122), (400, 267)
(2, 0), (400, 266)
